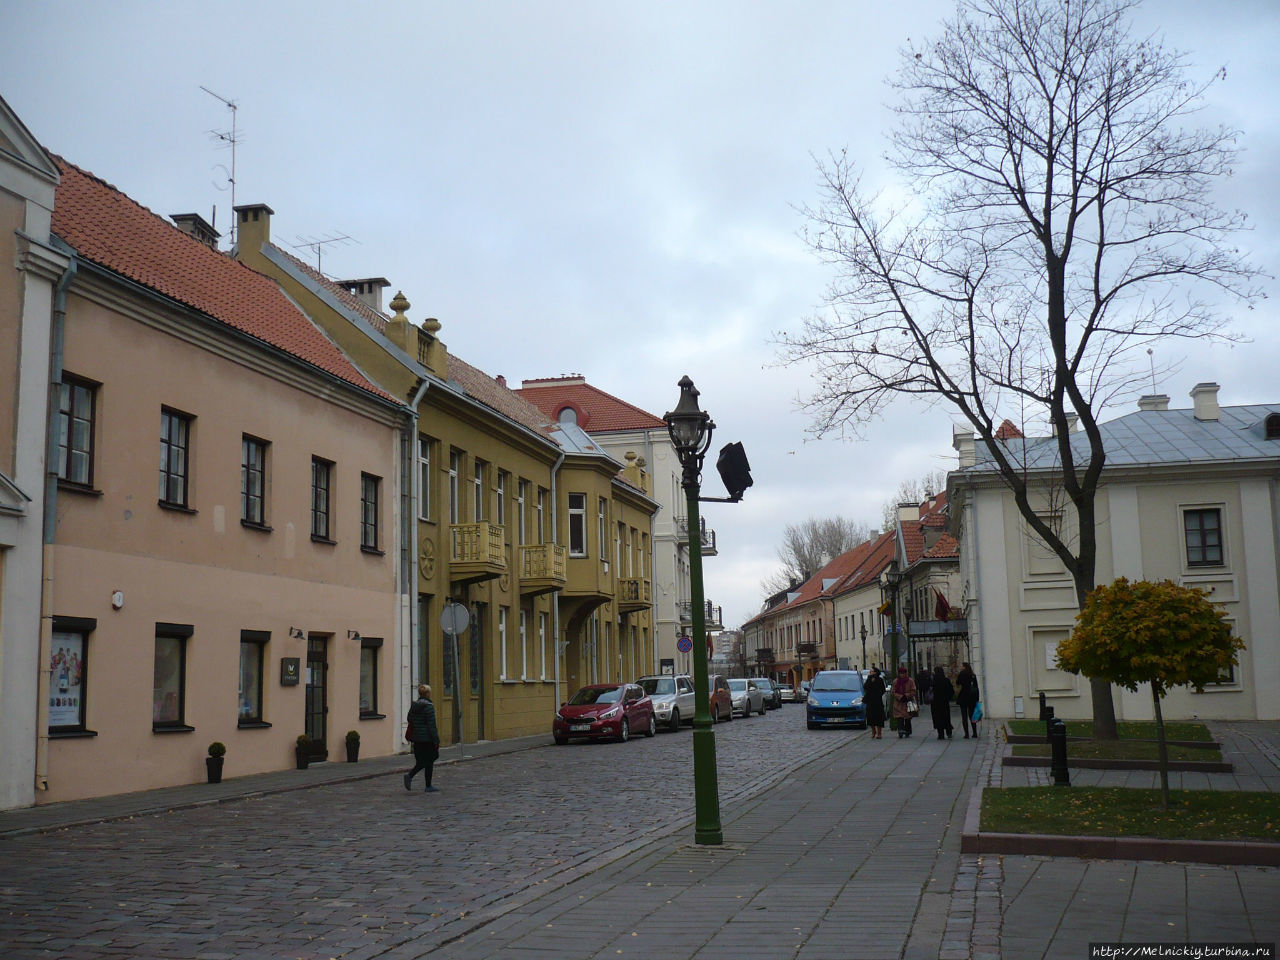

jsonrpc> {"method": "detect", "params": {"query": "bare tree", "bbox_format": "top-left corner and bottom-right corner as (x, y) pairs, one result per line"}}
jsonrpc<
(879, 468), (950, 532)
(761, 516), (873, 597)
(782, 0), (1263, 737)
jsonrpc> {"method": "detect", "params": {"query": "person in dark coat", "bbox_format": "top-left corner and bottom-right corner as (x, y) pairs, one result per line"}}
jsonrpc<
(404, 683), (441, 792)
(955, 662), (980, 739)
(863, 667), (887, 739)
(915, 668), (933, 708)
(930, 666), (955, 740)
(891, 667), (917, 738)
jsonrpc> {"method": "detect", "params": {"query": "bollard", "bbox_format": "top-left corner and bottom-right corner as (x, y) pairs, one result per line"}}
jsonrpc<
(1043, 704), (1055, 742)
(1049, 718), (1070, 786)
(1038, 690), (1048, 721)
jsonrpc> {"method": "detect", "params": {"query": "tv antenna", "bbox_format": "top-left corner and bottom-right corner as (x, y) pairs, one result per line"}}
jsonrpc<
(200, 85), (239, 245)
(1147, 347), (1157, 393)
(292, 233), (358, 274)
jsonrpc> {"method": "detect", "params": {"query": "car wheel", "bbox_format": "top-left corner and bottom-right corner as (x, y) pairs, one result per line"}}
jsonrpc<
(669, 709), (681, 733)
(725, 704), (733, 721)
(646, 714), (656, 737)
(554, 735), (568, 745)
(619, 718), (630, 743)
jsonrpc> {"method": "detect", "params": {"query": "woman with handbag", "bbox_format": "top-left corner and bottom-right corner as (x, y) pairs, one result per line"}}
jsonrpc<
(404, 683), (441, 792)
(891, 667), (918, 738)
(955, 662), (980, 739)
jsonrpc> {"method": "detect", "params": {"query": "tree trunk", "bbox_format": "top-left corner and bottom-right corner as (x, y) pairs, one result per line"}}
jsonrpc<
(1151, 682), (1170, 810)
(1073, 574), (1119, 741)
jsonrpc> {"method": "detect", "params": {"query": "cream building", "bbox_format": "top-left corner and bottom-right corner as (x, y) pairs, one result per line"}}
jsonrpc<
(949, 386), (1280, 722)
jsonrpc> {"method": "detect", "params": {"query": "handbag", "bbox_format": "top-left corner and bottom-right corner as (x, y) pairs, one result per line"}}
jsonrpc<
(905, 699), (919, 717)
(404, 719), (413, 741)
(971, 701), (983, 722)
(924, 689), (934, 705)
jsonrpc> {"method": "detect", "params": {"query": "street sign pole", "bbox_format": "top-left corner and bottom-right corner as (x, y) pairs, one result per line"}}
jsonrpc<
(440, 601), (470, 749)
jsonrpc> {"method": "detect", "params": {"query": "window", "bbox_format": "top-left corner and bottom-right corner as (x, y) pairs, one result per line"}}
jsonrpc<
(499, 606), (509, 679)
(469, 605), (484, 695)
(496, 471), (508, 527)
(1184, 508), (1224, 567)
(516, 480), (529, 545)
(241, 435), (268, 527)
(616, 521), (626, 573)
(537, 488), (548, 544)
(519, 608), (528, 679)
(417, 594), (432, 686)
(360, 473), (381, 551)
(539, 612), (549, 680)
(360, 638), (383, 717)
(153, 623), (192, 731)
(57, 375), (96, 487)
(449, 451), (461, 524)
(239, 631), (268, 725)
(568, 493), (587, 556)
(159, 408), (192, 507)
(473, 460), (486, 522)
(418, 436), (433, 521)
(442, 623), (455, 696)
(598, 498), (607, 564)
(50, 617), (95, 734)
(311, 457), (333, 541)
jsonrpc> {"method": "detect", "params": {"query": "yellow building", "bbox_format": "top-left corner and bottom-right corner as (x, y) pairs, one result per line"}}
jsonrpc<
(234, 206), (657, 745)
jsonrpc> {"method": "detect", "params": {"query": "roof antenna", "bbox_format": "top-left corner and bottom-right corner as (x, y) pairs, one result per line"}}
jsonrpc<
(1147, 347), (1157, 393)
(200, 85), (239, 246)
(291, 233), (357, 274)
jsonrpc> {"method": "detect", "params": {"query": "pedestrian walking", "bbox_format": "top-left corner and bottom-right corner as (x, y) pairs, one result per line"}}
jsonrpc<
(915, 667), (933, 708)
(404, 683), (441, 793)
(891, 667), (917, 738)
(955, 662), (980, 739)
(930, 666), (954, 740)
(863, 667), (887, 739)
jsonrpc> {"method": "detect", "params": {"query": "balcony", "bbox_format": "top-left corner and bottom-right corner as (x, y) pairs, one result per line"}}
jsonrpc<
(616, 577), (652, 613)
(678, 599), (723, 629)
(796, 642), (819, 659)
(676, 516), (717, 556)
(449, 522), (506, 584)
(518, 543), (567, 596)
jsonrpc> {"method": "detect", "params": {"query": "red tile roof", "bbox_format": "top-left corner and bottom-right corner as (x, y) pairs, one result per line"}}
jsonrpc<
(51, 159), (392, 402)
(995, 419), (1025, 440)
(516, 377), (667, 432)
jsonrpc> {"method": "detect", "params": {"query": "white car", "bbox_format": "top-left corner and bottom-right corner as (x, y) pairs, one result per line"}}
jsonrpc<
(637, 674), (695, 732)
(727, 678), (767, 717)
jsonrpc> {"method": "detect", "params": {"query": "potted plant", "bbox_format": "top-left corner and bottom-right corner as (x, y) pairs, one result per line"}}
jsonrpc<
(206, 741), (226, 784)
(295, 734), (311, 770)
(345, 729), (360, 763)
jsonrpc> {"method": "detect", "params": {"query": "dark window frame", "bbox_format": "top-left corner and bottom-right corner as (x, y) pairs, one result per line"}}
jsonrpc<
(153, 623), (194, 733)
(241, 434), (269, 528)
(238, 630), (270, 727)
(311, 456), (334, 542)
(360, 472), (382, 553)
(159, 407), (194, 509)
(1184, 507), (1224, 567)
(50, 616), (97, 737)
(57, 374), (98, 489)
(359, 637), (384, 719)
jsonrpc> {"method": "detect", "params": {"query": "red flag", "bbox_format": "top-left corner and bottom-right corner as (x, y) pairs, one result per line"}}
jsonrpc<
(934, 590), (953, 620)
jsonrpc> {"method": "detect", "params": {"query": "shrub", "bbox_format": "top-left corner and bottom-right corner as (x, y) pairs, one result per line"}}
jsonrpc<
(208, 741), (226, 758)
(345, 730), (360, 743)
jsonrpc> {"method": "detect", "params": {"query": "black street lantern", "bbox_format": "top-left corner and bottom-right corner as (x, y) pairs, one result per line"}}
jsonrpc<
(860, 623), (868, 672)
(665, 376), (714, 482)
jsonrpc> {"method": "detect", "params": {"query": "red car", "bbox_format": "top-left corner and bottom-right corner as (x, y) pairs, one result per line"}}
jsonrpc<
(553, 683), (656, 744)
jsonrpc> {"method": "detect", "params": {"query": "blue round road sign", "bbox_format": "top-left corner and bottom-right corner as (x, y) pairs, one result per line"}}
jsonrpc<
(676, 635), (693, 653)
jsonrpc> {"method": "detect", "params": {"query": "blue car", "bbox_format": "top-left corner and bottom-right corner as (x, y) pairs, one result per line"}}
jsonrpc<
(805, 670), (868, 729)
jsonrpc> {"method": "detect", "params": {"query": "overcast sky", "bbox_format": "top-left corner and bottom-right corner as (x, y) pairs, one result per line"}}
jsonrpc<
(4, 1), (1277, 631)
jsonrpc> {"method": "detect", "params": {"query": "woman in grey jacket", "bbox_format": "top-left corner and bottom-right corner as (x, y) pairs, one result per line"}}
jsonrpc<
(404, 684), (441, 792)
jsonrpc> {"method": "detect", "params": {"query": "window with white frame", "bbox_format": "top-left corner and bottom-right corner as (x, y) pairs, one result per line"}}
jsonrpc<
(473, 460), (486, 522)
(519, 608), (528, 679)
(516, 480), (528, 545)
(539, 612), (549, 680)
(418, 436), (432, 521)
(496, 471), (508, 528)
(598, 498), (607, 565)
(569, 493), (587, 556)
(449, 450), (461, 524)
(499, 606), (509, 679)
(537, 488), (548, 544)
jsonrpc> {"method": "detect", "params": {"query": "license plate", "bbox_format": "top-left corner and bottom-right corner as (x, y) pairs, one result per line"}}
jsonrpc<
(570, 724), (591, 732)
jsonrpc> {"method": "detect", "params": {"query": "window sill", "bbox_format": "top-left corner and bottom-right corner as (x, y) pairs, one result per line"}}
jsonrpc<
(311, 535), (337, 545)
(361, 545), (386, 556)
(49, 728), (98, 739)
(241, 520), (273, 534)
(237, 720), (272, 729)
(158, 501), (197, 515)
(359, 712), (386, 720)
(153, 723), (195, 734)
(57, 481), (102, 497)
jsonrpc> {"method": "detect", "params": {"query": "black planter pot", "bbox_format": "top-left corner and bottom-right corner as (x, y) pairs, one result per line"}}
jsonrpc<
(345, 741), (359, 763)
(295, 746), (310, 770)
(205, 756), (224, 784)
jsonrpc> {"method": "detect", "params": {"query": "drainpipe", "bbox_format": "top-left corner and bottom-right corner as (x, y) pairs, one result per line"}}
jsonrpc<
(550, 449), (566, 708)
(36, 249), (78, 793)
(404, 378), (431, 737)
(963, 491), (988, 719)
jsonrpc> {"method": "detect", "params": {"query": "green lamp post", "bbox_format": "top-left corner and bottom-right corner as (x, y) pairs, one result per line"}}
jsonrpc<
(664, 375), (752, 847)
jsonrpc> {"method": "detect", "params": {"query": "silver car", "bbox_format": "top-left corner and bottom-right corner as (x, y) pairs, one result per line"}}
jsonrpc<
(727, 678), (766, 717)
(637, 674), (695, 732)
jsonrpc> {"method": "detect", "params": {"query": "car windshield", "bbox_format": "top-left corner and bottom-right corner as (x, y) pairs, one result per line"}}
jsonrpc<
(728, 679), (749, 691)
(639, 677), (675, 696)
(811, 674), (863, 692)
(568, 686), (622, 705)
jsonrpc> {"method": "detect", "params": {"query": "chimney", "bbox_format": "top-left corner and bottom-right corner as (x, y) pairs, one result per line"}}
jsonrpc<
(496, 375), (507, 388)
(170, 212), (221, 250)
(1190, 382), (1220, 422)
(338, 277), (391, 314)
(233, 203), (274, 254)
(1050, 414), (1080, 436)
(897, 502), (921, 524)
(1138, 394), (1170, 412)
(952, 424), (976, 467)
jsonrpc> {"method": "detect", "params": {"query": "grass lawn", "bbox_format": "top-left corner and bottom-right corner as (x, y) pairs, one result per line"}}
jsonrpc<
(981, 786), (1280, 841)
(1006, 719), (1213, 741)
(1010, 740), (1222, 762)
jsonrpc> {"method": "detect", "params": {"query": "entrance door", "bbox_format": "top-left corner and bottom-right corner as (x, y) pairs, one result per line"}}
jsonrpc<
(305, 635), (328, 761)
(469, 604), (485, 741)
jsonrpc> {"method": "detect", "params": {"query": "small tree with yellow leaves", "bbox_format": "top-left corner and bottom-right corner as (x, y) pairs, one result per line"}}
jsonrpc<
(1056, 577), (1242, 809)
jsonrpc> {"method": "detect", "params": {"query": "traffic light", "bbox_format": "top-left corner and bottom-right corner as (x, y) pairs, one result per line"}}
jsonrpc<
(716, 442), (752, 501)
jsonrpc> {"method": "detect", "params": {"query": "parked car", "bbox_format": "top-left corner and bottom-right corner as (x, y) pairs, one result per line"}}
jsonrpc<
(553, 683), (656, 744)
(805, 670), (868, 729)
(778, 683), (798, 703)
(753, 678), (783, 710)
(728, 678), (766, 717)
(708, 674), (733, 723)
(638, 674), (695, 732)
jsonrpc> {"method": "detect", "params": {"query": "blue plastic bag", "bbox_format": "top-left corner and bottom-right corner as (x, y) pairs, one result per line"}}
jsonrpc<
(972, 701), (984, 722)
